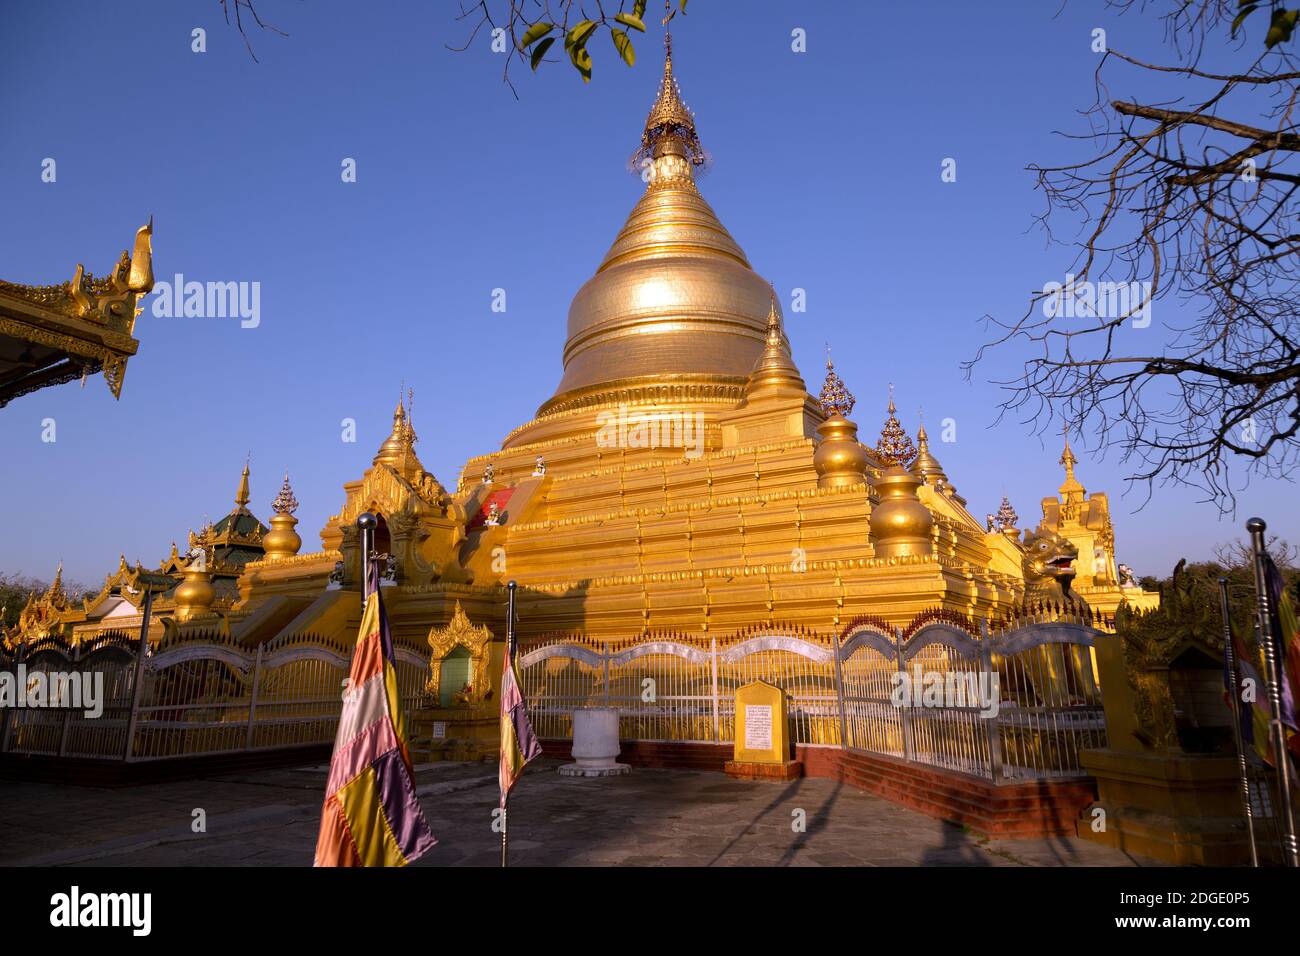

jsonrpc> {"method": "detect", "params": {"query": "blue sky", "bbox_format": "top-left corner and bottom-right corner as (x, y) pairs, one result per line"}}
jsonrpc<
(0, 0), (1293, 588)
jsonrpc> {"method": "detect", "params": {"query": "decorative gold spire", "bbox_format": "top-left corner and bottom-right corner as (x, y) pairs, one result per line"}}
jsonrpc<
(233, 459), (251, 513)
(874, 386), (917, 467)
(271, 472), (299, 515)
(632, 1), (705, 177)
(746, 289), (804, 392)
(372, 391), (424, 474)
(1059, 433), (1085, 495)
(818, 349), (856, 418)
(911, 418), (948, 486)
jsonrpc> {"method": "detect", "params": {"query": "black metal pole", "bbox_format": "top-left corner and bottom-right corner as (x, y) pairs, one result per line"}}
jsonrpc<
(502, 580), (517, 868)
(123, 588), (154, 762)
(357, 513), (376, 604)
(1219, 577), (1259, 867)
(1246, 517), (1299, 867)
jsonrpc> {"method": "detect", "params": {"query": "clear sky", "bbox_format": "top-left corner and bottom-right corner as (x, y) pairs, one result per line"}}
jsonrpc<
(0, 0), (1293, 589)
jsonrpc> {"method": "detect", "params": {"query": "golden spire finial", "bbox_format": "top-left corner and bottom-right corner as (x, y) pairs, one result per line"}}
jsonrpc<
(633, 0), (704, 176)
(1060, 432), (1078, 480)
(746, 285), (803, 391)
(234, 458), (251, 511)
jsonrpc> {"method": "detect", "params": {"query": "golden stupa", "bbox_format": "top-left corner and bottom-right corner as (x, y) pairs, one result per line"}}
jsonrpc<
(5, 31), (1158, 754)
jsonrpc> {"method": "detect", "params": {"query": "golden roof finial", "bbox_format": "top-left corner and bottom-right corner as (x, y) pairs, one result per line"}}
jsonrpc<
(875, 384), (918, 467)
(234, 457), (251, 512)
(746, 285), (803, 391)
(1060, 432), (1078, 481)
(632, 0), (705, 174)
(1058, 429), (1085, 496)
(817, 347), (856, 417)
(404, 386), (417, 445)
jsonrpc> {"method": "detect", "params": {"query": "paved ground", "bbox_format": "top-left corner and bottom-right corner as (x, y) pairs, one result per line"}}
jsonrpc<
(0, 758), (1161, 867)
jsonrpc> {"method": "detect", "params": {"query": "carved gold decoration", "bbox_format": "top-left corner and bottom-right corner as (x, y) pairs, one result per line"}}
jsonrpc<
(423, 603), (495, 704)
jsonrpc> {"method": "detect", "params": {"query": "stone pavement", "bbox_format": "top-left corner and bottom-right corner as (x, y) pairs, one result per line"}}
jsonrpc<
(0, 758), (1161, 867)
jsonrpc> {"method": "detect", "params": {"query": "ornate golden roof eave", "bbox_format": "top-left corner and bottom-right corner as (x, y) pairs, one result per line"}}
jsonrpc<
(0, 219), (153, 407)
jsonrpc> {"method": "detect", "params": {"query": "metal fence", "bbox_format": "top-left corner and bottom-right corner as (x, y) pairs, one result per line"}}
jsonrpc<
(519, 608), (1109, 781)
(1, 606), (1108, 781)
(0, 627), (428, 762)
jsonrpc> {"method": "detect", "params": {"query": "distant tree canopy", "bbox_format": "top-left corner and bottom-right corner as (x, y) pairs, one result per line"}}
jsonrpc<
(0, 572), (89, 629)
(967, 0), (1300, 512)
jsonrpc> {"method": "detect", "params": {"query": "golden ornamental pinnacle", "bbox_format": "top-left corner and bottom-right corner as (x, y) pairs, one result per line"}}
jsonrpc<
(818, 350), (856, 417)
(234, 459), (251, 512)
(875, 386), (917, 467)
(631, 0), (705, 174)
(271, 472), (299, 516)
(1060, 434), (1078, 480)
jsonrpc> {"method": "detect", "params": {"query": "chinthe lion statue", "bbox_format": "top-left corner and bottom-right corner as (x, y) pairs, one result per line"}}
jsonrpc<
(1021, 525), (1090, 610)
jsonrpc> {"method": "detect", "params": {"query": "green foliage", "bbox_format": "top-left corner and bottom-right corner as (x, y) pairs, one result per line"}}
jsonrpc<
(516, 0), (685, 82)
(1232, 1), (1299, 47)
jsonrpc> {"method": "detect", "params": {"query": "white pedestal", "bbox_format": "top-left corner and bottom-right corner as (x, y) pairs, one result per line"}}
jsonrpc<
(558, 708), (630, 777)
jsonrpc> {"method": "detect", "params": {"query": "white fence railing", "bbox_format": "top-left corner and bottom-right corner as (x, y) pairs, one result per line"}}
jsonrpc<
(519, 611), (1109, 781)
(0, 629), (427, 762)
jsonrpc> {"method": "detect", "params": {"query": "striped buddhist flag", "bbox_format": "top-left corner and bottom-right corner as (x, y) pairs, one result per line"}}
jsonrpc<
(499, 646), (541, 807)
(1226, 622), (1272, 765)
(315, 565), (436, 867)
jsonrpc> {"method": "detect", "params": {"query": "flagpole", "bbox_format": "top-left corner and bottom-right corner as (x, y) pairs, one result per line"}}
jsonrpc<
(502, 579), (517, 868)
(1219, 577), (1259, 867)
(358, 513), (376, 601)
(1246, 517), (1299, 867)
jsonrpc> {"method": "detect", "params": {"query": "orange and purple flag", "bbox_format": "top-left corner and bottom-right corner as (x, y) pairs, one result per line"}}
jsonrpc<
(315, 565), (436, 866)
(499, 646), (541, 807)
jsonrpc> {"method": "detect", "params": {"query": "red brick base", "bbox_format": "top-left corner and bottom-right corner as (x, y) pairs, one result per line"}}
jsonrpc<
(724, 759), (803, 781)
(540, 739), (1097, 839)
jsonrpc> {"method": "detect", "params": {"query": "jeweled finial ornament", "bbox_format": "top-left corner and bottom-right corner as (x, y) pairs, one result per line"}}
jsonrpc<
(995, 494), (1019, 530)
(272, 472), (299, 516)
(818, 349), (855, 418)
(874, 386), (917, 467)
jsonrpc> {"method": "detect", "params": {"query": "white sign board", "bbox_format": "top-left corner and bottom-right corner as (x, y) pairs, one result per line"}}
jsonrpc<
(744, 704), (773, 751)
(432, 721), (446, 739)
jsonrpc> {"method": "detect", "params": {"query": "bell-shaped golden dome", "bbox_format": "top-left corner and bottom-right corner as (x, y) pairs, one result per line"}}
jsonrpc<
(538, 42), (774, 416)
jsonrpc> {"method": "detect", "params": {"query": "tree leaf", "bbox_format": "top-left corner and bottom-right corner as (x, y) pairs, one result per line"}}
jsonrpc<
(612, 28), (636, 67)
(565, 19), (598, 50)
(519, 21), (553, 49)
(1231, 4), (1258, 37)
(530, 35), (556, 70)
(1265, 7), (1298, 47)
(615, 12), (647, 32)
(568, 41), (593, 82)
